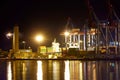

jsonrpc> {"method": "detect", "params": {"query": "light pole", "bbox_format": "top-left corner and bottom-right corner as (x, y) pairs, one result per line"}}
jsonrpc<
(64, 31), (69, 47)
(22, 41), (26, 49)
(6, 32), (13, 49)
(6, 32), (13, 58)
(35, 34), (44, 53)
(64, 31), (69, 52)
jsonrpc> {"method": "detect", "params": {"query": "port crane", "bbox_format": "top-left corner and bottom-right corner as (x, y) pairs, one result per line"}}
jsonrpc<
(62, 0), (120, 54)
(83, 0), (120, 54)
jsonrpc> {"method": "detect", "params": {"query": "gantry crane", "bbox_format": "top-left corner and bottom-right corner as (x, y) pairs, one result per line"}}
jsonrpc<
(62, 0), (120, 54)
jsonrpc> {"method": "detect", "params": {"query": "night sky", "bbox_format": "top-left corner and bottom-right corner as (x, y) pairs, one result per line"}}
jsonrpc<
(0, 0), (119, 51)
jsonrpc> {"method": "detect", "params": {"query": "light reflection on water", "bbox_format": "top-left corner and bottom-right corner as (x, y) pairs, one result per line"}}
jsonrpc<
(37, 61), (43, 80)
(53, 61), (60, 80)
(64, 61), (70, 80)
(79, 62), (83, 80)
(7, 62), (12, 80)
(1, 60), (120, 80)
(22, 62), (27, 80)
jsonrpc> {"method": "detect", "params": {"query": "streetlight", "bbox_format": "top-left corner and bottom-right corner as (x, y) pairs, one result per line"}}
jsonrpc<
(35, 34), (44, 53)
(64, 31), (69, 46)
(22, 41), (26, 49)
(6, 32), (13, 50)
(64, 31), (70, 43)
(64, 31), (70, 52)
(35, 35), (44, 42)
(6, 32), (13, 39)
(64, 31), (70, 36)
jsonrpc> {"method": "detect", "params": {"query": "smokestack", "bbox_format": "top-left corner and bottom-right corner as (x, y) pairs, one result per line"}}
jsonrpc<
(13, 25), (19, 53)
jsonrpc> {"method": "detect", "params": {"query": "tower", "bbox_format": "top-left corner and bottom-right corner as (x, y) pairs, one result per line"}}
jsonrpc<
(13, 25), (19, 53)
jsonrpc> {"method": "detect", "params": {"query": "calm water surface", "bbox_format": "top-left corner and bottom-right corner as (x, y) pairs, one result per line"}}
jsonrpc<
(0, 60), (120, 80)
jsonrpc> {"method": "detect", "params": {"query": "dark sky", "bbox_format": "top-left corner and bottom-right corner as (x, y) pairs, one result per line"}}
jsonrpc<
(0, 0), (119, 50)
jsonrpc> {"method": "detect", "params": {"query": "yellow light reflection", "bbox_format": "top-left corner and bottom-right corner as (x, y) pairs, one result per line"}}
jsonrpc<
(64, 61), (70, 80)
(37, 61), (43, 80)
(79, 62), (83, 80)
(53, 62), (60, 80)
(22, 63), (26, 80)
(93, 63), (96, 80)
(7, 62), (12, 80)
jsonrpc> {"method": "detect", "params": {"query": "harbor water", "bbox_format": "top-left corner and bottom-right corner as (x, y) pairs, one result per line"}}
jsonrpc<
(0, 60), (120, 80)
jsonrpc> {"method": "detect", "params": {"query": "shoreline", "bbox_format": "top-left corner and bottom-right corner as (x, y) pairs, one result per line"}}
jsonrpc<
(0, 57), (120, 61)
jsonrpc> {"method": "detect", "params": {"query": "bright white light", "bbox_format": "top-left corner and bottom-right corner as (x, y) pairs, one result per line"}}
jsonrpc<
(35, 35), (43, 42)
(64, 31), (70, 36)
(64, 61), (70, 80)
(37, 61), (43, 80)
(7, 62), (12, 80)
(6, 32), (13, 39)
